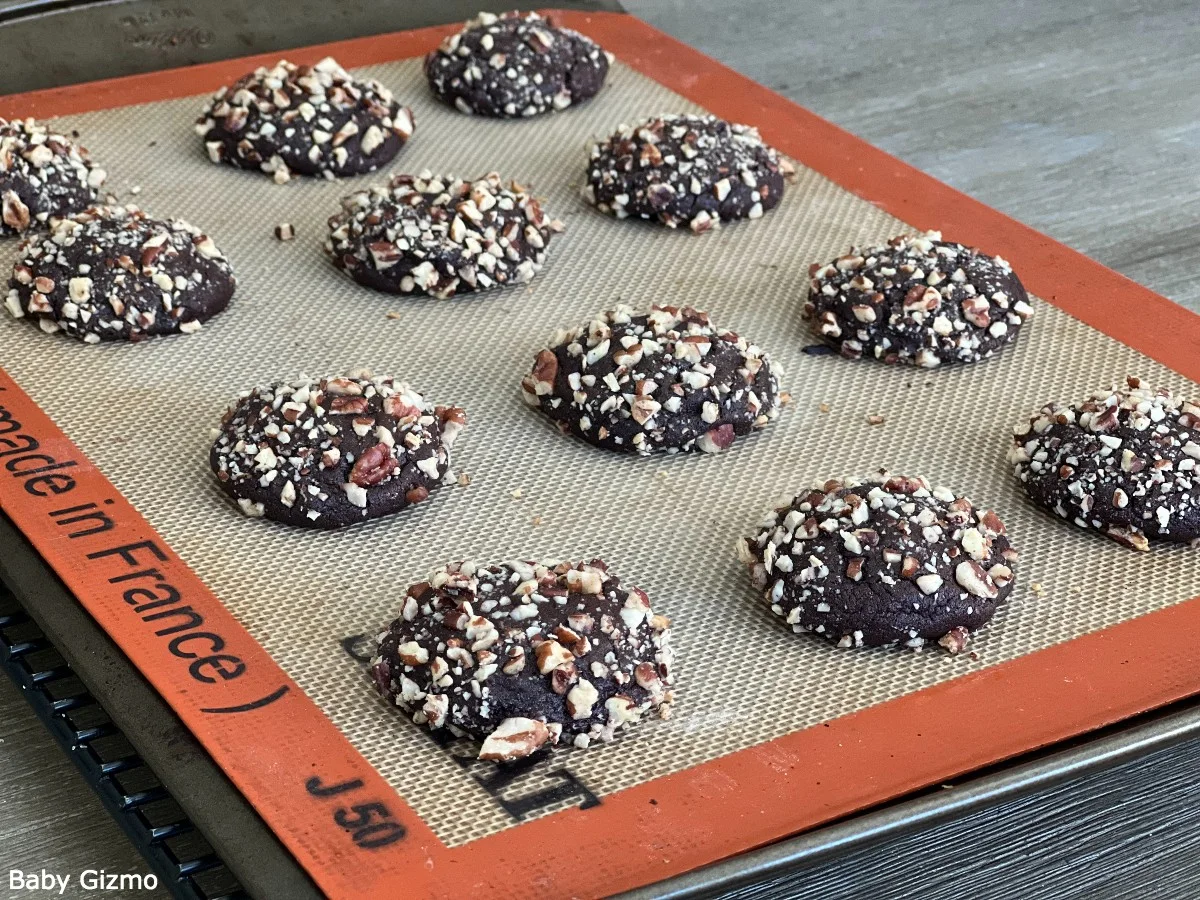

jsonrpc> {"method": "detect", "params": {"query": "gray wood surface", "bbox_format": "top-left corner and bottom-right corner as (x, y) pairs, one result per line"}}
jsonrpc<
(3, 0), (1200, 897)
(0, 677), (168, 898)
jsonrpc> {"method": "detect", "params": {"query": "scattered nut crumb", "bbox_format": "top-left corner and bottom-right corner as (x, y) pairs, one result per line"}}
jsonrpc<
(532, 516), (543, 526)
(818, 402), (831, 414)
(385, 311), (402, 320)
(511, 488), (524, 499)
(1030, 582), (1045, 597)
(938, 626), (970, 655)
(866, 414), (886, 425)
(129, 185), (141, 195)
(779, 391), (792, 406)
(275, 222), (295, 241)
(457, 472), (472, 487)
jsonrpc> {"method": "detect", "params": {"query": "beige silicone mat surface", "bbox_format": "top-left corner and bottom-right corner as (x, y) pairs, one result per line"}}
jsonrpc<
(3, 56), (1200, 848)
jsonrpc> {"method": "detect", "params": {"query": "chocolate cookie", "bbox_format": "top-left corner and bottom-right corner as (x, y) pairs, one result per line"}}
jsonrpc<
(1010, 376), (1200, 550)
(522, 304), (781, 456)
(4, 205), (234, 343)
(372, 559), (673, 759)
(583, 114), (792, 232)
(210, 374), (466, 529)
(1, 118), (107, 235)
(739, 474), (1018, 652)
(196, 57), (414, 183)
(425, 11), (609, 118)
(804, 231), (1033, 367)
(327, 171), (561, 298)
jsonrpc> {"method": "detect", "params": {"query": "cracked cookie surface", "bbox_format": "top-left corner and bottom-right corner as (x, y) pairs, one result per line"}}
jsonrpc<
(584, 113), (791, 232)
(804, 231), (1033, 367)
(740, 474), (1017, 652)
(1010, 377), (1200, 550)
(425, 11), (609, 118)
(372, 559), (673, 760)
(5, 205), (233, 343)
(210, 374), (465, 529)
(197, 57), (413, 183)
(1, 117), (106, 235)
(522, 304), (781, 456)
(327, 171), (560, 298)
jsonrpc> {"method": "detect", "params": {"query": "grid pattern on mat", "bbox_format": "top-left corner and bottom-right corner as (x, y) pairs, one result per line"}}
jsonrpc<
(2, 57), (1199, 847)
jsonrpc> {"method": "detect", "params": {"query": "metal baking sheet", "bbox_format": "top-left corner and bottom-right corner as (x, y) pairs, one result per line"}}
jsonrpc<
(3, 11), (1200, 898)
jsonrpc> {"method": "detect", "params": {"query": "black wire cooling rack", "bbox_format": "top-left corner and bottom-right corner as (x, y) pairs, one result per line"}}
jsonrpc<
(0, 585), (246, 900)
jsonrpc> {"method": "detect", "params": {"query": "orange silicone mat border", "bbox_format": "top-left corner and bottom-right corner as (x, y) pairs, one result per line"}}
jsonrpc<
(3, 10), (1200, 899)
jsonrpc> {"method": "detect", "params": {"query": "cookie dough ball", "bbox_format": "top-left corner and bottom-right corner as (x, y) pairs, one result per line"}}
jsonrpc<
(196, 57), (414, 183)
(327, 171), (560, 298)
(210, 374), (466, 529)
(740, 474), (1018, 652)
(425, 11), (609, 118)
(804, 231), (1033, 367)
(584, 114), (792, 232)
(1, 117), (106, 235)
(1010, 376), (1200, 550)
(522, 304), (781, 456)
(372, 559), (674, 759)
(4, 205), (234, 343)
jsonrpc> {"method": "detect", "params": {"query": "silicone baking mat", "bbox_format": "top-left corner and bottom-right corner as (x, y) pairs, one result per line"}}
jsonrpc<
(3, 11), (1200, 899)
